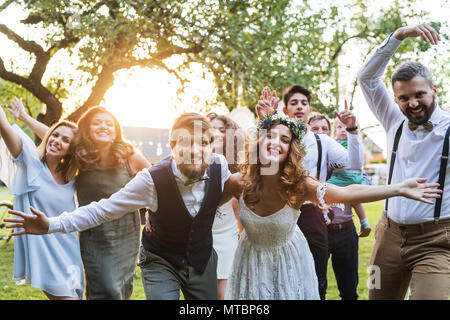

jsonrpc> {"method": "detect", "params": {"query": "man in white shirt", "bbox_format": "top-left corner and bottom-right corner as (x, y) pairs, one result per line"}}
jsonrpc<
(257, 85), (365, 299)
(7, 112), (234, 300)
(358, 23), (450, 300)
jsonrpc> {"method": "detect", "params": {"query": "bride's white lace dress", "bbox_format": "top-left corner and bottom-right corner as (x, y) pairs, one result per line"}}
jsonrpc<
(225, 194), (321, 300)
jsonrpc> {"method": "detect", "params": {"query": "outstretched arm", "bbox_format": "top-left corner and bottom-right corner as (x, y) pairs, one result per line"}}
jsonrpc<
(4, 168), (157, 235)
(0, 106), (22, 158)
(9, 97), (49, 140)
(304, 177), (441, 207)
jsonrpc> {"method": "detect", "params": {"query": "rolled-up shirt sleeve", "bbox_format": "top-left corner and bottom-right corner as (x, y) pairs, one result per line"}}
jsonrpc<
(48, 168), (157, 234)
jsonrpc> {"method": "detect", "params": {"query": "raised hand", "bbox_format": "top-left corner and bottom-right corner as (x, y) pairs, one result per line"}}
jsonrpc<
(398, 178), (442, 205)
(393, 23), (441, 45)
(3, 206), (50, 236)
(256, 86), (279, 119)
(334, 99), (356, 130)
(8, 97), (28, 121)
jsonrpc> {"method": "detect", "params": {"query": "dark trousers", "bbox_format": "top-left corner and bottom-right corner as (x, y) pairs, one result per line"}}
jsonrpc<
(327, 223), (359, 300)
(138, 246), (218, 300)
(298, 204), (329, 300)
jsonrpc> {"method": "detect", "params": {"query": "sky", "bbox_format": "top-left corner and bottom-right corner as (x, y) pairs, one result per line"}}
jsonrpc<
(0, 0), (449, 156)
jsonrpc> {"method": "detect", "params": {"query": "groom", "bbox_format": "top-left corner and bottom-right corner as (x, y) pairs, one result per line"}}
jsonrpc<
(6, 112), (238, 300)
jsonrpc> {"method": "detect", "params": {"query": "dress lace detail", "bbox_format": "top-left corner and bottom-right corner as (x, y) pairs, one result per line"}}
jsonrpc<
(316, 183), (345, 211)
(225, 195), (320, 300)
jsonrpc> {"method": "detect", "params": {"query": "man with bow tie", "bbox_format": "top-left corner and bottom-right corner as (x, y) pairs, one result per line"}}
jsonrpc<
(358, 23), (450, 300)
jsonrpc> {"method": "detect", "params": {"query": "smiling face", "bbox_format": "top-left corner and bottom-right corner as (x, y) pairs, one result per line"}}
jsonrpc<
(283, 92), (312, 124)
(45, 125), (75, 159)
(259, 124), (293, 166)
(309, 118), (331, 136)
(393, 76), (437, 125)
(89, 112), (117, 147)
(172, 128), (213, 180)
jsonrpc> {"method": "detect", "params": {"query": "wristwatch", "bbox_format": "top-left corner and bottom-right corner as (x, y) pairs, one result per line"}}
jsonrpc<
(345, 126), (358, 133)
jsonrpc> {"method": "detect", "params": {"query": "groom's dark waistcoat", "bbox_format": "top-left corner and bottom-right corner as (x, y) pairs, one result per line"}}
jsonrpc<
(141, 155), (222, 273)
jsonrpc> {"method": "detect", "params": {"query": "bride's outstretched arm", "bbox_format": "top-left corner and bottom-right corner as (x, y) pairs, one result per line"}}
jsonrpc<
(304, 177), (442, 207)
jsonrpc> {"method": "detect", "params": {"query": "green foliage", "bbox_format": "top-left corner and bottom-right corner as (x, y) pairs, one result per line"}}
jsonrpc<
(0, 79), (42, 140)
(1, 0), (448, 121)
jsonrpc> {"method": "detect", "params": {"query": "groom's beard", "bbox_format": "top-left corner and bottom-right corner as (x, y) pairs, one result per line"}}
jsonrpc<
(403, 96), (436, 125)
(177, 161), (209, 180)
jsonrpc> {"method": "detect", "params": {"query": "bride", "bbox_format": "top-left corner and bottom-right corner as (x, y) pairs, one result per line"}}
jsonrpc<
(221, 114), (441, 299)
(5, 114), (441, 300)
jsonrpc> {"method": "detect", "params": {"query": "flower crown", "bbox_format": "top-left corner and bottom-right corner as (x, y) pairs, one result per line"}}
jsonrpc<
(256, 114), (306, 149)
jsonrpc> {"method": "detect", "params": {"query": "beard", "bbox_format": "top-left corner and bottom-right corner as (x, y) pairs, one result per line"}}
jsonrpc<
(177, 162), (209, 180)
(403, 96), (436, 125)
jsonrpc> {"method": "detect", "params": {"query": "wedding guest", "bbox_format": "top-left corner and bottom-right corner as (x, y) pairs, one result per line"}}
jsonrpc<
(206, 112), (244, 300)
(8, 100), (149, 299)
(0, 99), (83, 300)
(357, 22), (450, 300)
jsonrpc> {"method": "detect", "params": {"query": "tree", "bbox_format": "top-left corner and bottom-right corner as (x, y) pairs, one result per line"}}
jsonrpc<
(0, 0), (446, 124)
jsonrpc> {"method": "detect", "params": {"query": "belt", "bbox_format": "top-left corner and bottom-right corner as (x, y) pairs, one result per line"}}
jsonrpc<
(384, 215), (450, 233)
(327, 220), (354, 232)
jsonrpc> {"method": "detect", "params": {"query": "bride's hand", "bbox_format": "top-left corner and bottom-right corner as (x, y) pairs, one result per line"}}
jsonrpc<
(398, 178), (442, 204)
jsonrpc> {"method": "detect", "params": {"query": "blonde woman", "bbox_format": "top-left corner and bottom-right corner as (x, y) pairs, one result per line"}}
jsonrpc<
(0, 99), (83, 300)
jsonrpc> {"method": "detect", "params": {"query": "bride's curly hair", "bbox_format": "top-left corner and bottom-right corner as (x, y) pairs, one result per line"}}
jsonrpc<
(239, 124), (310, 211)
(71, 106), (135, 171)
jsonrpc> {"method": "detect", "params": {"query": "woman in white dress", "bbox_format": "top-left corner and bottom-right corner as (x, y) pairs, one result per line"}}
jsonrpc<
(222, 114), (441, 300)
(206, 113), (244, 300)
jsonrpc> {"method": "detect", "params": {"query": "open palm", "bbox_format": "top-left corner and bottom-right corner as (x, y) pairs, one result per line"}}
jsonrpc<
(3, 207), (49, 236)
(399, 178), (442, 205)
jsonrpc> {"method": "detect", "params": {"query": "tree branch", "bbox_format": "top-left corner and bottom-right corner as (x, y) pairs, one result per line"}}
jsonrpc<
(0, 0), (13, 12)
(0, 57), (62, 125)
(0, 24), (45, 56)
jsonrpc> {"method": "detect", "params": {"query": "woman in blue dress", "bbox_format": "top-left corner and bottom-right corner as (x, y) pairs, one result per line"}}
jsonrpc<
(8, 99), (149, 299)
(0, 100), (83, 300)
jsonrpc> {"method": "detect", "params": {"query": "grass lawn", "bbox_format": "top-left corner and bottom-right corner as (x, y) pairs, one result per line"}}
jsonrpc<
(0, 186), (384, 300)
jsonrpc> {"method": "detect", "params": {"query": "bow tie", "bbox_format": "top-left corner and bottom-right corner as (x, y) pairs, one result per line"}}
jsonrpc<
(183, 177), (209, 186)
(408, 121), (434, 132)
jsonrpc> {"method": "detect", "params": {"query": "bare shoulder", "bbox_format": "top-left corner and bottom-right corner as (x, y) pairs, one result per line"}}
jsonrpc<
(128, 152), (151, 175)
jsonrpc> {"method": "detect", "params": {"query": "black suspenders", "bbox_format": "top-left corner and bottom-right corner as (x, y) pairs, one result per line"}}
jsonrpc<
(385, 120), (450, 223)
(434, 125), (450, 223)
(384, 120), (404, 213)
(314, 133), (322, 180)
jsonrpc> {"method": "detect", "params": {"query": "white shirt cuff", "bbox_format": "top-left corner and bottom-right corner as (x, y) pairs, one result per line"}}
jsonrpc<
(379, 33), (402, 53)
(47, 216), (62, 234)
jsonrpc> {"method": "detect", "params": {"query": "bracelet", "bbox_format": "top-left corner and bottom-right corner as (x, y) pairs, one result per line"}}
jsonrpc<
(345, 126), (358, 132)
